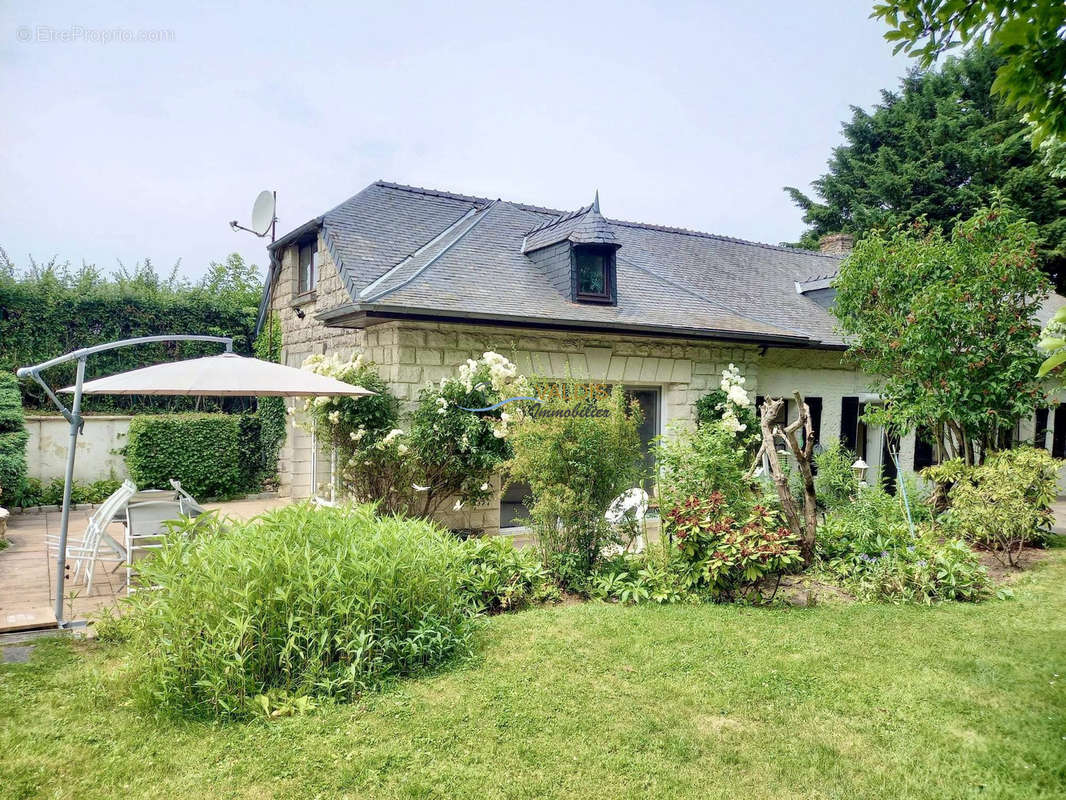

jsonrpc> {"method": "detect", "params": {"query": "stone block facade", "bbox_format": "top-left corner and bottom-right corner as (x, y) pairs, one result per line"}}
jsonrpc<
(267, 230), (1011, 532)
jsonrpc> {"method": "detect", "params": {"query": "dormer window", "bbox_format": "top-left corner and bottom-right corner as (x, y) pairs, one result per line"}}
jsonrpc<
(297, 239), (317, 295)
(572, 245), (616, 304)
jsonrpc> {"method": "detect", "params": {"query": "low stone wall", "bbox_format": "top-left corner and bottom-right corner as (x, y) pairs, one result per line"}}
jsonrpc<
(24, 415), (131, 483)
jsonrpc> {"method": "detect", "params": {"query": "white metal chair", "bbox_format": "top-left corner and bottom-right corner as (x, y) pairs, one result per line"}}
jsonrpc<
(169, 479), (206, 517)
(46, 479), (137, 589)
(124, 499), (185, 593)
(602, 488), (650, 556)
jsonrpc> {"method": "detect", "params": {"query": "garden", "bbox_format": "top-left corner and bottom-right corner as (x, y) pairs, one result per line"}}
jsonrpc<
(2, 203), (1066, 798)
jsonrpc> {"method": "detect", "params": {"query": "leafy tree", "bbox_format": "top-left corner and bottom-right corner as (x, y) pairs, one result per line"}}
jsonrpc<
(872, 0), (1066, 144)
(198, 253), (263, 309)
(785, 46), (1066, 288)
(832, 202), (1049, 466)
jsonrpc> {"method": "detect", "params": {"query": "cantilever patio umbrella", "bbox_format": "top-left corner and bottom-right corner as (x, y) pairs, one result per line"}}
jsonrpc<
(17, 335), (374, 627)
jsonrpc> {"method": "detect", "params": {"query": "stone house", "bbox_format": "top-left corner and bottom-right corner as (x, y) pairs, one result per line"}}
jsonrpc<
(258, 181), (1062, 533)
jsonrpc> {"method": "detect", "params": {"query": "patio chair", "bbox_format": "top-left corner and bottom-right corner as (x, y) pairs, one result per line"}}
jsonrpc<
(124, 499), (185, 593)
(602, 488), (650, 557)
(169, 479), (206, 517)
(46, 479), (137, 589)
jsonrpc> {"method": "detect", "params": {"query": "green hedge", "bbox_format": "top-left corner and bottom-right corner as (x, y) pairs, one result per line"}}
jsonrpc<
(0, 371), (28, 506)
(126, 414), (247, 500)
(0, 273), (257, 414)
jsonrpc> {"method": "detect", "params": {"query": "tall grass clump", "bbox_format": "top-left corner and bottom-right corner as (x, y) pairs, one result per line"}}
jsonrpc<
(109, 503), (474, 719)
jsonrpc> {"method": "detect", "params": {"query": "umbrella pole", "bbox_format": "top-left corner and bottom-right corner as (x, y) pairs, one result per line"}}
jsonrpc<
(16, 335), (232, 628)
(53, 357), (85, 627)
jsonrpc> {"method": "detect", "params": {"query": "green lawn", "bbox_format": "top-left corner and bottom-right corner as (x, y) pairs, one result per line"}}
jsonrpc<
(2, 554), (1065, 800)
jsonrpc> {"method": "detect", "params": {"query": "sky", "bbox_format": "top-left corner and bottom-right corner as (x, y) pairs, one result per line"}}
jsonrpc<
(0, 0), (915, 281)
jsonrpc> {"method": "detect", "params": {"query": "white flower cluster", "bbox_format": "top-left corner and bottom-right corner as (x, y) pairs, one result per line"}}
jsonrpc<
(717, 363), (752, 434)
(301, 352), (367, 415)
(458, 351), (519, 393)
(371, 427), (408, 455)
(492, 411), (512, 439)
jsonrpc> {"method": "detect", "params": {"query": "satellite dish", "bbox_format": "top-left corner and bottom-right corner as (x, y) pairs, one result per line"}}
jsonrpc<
(251, 190), (276, 236)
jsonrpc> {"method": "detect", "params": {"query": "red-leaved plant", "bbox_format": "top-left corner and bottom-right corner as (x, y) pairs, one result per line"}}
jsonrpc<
(664, 492), (802, 602)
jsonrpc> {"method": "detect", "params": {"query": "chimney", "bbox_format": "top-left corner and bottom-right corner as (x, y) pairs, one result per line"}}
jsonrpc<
(819, 233), (854, 256)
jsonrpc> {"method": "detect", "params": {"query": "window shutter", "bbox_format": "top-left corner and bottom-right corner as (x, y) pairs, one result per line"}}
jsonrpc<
(1053, 406), (1066, 459)
(840, 396), (859, 453)
(1035, 408), (1049, 450)
(805, 397), (822, 446)
(913, 425), (936, 470)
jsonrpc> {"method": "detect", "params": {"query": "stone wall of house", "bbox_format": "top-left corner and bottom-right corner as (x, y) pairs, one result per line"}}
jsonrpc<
(757, 348), (914, 478)
(360, 321), (758, 533)
(268, 229), (977, 530)
(269, 236), (366, 499)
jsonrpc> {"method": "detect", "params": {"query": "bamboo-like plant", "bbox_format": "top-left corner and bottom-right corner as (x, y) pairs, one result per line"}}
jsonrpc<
(110, 503), (474, 719)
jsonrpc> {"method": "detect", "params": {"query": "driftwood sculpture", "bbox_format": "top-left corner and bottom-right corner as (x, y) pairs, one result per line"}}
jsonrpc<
(753, 392), (817, 564)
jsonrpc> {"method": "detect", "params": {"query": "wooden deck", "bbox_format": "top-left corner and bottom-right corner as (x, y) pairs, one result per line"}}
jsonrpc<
(0, 497), (291, 632)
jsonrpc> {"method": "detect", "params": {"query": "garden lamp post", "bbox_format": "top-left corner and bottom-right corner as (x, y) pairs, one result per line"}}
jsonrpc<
(851, 458), (869, 485)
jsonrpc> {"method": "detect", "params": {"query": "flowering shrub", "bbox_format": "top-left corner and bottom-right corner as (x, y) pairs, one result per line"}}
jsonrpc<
(406, 352), (529, 516)
(302, 351), (527, 518)
(300, 354), (407, 509)
(694, 364), (759, 449)
(300, 353), (399, 449)
(664, 492), (802, 602)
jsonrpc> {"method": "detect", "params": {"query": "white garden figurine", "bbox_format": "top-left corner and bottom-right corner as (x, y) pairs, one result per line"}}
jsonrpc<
(603, 487), (650, 555)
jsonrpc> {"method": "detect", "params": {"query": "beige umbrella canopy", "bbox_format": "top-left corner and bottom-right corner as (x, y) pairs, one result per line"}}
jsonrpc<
(62, 352), (374, 397)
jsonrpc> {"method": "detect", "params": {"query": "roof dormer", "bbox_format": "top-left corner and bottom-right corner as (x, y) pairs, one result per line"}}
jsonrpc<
(522, 192), (620, 305)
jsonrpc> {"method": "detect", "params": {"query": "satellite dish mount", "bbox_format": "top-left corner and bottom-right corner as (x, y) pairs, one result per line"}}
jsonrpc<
(229, 190), (277, 241)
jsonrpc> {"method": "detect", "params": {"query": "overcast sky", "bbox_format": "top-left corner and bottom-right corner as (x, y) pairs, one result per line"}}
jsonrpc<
(1, 0), (913, 281)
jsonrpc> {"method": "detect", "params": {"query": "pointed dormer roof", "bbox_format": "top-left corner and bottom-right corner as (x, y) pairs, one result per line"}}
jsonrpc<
(521, 192), (619, 253)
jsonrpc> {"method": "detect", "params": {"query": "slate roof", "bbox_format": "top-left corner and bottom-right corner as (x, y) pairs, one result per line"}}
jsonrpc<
(522, 197), (619, 253)
(264, 180), (855, 347)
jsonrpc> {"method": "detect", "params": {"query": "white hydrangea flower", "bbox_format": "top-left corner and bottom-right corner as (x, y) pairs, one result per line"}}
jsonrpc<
(726, 384), (751, 408)
(383, 428), (404, 444)
(327, 411), (340, 424)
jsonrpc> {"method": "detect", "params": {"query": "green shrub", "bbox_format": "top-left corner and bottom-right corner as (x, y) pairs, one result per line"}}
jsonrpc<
(942, 446), (1061, 565)
(813, 439), (859, 510)
(508, 385), (643, 588)
(655, 421), (756, 521)
(457, 536), (556, 612)
(664, 492), (803, 602)
(819, 483), (990, 602)
(590, 544), (693, 605)
(125, 413), (244, 499)
(105, 503), (475, 719)
(0, 371), (28, 506)
(829, 533), (991, 604)
(12, 476), (122, 508)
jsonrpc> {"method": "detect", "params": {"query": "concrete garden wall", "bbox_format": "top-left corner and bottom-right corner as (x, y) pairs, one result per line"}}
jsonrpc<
(24, 415), (130, 483)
